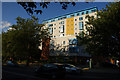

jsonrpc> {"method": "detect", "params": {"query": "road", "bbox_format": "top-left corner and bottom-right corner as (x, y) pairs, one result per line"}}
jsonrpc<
(2, 66), (45, 80)
(2, 65), (120, 80)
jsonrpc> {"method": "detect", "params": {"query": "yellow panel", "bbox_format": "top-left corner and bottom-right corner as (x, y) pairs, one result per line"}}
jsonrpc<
(66, 17), (74, 35)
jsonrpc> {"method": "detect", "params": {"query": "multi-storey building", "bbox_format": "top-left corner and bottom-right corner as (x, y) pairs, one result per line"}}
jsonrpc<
(42, 7), (97, 57)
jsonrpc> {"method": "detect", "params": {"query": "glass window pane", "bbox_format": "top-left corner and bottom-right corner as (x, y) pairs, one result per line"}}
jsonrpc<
(79, 17), (83, 20)
(79, 22), (84, 30)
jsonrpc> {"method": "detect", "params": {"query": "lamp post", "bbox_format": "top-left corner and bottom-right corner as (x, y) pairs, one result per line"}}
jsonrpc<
(89, 58), (92, 69)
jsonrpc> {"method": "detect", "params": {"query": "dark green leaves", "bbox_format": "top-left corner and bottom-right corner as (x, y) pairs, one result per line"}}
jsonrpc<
(17, 2), (77, 15)
(77, 2), (120, 58)
(2, 16), (49, 60)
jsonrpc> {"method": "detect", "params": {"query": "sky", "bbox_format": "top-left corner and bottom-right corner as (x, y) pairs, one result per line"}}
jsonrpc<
(1, 2), (109, 32)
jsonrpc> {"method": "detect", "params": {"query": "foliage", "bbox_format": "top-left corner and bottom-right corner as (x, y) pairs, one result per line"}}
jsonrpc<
(76, 31), (88, 46)
(17, 2), (76, 15)
(77, 2), (120, 58)
(2, 16), (49, 62)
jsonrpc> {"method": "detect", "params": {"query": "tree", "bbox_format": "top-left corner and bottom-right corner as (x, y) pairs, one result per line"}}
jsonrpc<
(77, 2), (120, 59)
(17, 2), (76, 15)
(2, 16), (49, 65)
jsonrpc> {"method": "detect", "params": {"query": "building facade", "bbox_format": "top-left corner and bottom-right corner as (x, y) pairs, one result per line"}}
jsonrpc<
(42, 7), (97, 57)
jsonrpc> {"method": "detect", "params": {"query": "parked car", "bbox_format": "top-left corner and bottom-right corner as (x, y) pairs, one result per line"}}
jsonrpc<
(102, 62), (118, 69)
(35, 63), (66, 79)
(64, 64), (83, 74)
(6, 60), (19, 67)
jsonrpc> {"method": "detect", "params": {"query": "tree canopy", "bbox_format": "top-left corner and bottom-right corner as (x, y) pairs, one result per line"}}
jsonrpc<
(77, 2), (120, 58)
(2, 16), (49, 62)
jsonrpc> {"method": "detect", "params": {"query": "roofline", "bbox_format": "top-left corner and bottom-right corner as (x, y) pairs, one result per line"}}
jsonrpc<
(42, 6), (98, 22)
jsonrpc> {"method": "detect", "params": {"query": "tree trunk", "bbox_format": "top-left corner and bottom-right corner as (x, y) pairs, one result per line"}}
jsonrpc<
(26, 57), (30, 66)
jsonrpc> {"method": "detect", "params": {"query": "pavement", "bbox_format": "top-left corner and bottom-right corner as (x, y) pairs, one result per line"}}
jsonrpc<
(83, 67), (120, 74)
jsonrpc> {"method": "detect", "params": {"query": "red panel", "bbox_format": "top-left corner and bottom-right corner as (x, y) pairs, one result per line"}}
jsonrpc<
(40, 38), (50, 61)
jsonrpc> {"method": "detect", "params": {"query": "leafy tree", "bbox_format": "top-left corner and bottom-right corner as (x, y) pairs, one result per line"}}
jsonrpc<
(17, 2), (76, 15)
(2, 16), (49, 65)
(77, 2), (120, 59)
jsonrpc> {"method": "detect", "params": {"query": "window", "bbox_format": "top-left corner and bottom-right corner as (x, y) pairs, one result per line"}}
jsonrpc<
(69, 39), (77, 45)
(79, 17), (83, 20)
(71, 28), (73, 30)
(75, 24), (77, 25)
(48, 24), (53, 27)
(59, 21), (64, 24)
(79, 31), (83, 33)
(58, 17), (64, 20)
(77, 13), (79, 16)
(82, 12), (84, 15)
(85, 16), (88, 19)
(75, 28), (77, 30)
(63, 41), (65, 44)
(79, 22), (84, 30)
(50, 36), (53, 38)
(71, 14), (74, 17)
(75, 33), (77, 35)
(49, 28), (53, 34)
(63, 16), (66, 19)
(68, 29), (69, 31)
(71, 24), (73, 25)
(91, 9), (96, 12)
(71, 20), (73, 21)
(60, 25), (64, 33)
(72, 39), (77, 44)
(58, 18), (61, 20)
(54, 28), (56, 29)
(86, 11), (89, 14)
(54, 24), (56, 25)
(60, 34), (64, 37)
(51, 19), (55, 22)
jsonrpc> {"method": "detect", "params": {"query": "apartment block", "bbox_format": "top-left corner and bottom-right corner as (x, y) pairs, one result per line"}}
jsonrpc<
(42, 7), (97, 56)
